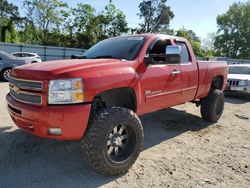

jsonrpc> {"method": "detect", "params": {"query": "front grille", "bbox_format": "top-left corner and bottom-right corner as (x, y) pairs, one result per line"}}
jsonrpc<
(228, 79), (239, 87)
(10, 89), (42, 104)
(9, 77), (43, 105)
(9, 77), (42, 91)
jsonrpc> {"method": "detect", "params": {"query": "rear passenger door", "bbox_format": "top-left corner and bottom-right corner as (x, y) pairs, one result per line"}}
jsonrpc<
(175, 41), (199, 103)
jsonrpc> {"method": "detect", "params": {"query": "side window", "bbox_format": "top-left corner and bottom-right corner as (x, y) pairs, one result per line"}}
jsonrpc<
(176, 42), (190, 64)
(149, 39), (172, 63)
(25, 53), (32, 57)
(0, 56), (2, 60)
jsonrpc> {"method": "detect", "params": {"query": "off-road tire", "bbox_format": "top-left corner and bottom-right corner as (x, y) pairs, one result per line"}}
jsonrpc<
(81, 107), (144, 176)
(201, 89), (225, 123)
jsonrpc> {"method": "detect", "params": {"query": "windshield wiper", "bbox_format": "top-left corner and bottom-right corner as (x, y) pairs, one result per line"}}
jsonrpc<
(92, 55), (115, 59)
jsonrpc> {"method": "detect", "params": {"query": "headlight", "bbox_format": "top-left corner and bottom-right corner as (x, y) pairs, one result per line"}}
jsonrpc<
(48, 78), (84, 104)
(238, 80), (248, 86)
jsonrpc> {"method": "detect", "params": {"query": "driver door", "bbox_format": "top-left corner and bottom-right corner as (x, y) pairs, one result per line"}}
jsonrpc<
(139, 39), (182, 114)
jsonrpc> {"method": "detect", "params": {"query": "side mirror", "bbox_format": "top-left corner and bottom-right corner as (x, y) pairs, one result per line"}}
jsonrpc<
(165, 46), (181, 64)
(144, 55), (152, 65)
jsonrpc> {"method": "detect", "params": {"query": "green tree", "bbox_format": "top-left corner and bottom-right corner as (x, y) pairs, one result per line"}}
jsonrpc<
(214, 2), (250, 59)
(64, 3), (98, 48)
(64, 1), (128, 49)
(23, 0), (68, 45)
(176, 28), (213, 57)
(0, 0), (22, 42)
(202, 32), (216, 51)
(138, 0), (174, 33)
(100, 0), (128, 38)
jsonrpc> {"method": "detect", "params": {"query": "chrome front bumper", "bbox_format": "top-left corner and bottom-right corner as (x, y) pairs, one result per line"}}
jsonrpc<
(226, 85), (250, 94)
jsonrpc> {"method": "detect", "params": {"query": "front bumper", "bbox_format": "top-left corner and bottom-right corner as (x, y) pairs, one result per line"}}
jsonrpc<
(225, 85), (250, 95)
(6, 93), (91, 140)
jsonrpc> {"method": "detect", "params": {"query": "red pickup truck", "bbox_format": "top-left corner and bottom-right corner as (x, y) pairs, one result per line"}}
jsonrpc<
(6, 34), (228, 176)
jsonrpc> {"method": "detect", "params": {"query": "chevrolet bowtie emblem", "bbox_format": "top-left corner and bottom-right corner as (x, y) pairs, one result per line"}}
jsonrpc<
(13, 85), (20, 93)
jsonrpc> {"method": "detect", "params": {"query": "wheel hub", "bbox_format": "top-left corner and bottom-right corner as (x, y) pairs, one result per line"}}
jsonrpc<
(106, 124), (129, 157)
(4, 69), (11, 81)
(111, 134), (122, 147)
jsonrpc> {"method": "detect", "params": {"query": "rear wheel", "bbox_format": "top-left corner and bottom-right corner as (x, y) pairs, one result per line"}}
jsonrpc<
(1, 68), (12, 81)
(200, 89), (225, 122)
(81, 107), (143, 176)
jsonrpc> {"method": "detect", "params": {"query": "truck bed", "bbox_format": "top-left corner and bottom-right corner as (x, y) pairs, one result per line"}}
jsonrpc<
(195, 61), (228, 99)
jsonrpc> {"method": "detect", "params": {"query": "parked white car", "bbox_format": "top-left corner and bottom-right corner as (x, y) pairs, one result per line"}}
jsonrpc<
(0, 51), (29, 81)
(226, 64), (250, 95)
(11, 52), (42, 63)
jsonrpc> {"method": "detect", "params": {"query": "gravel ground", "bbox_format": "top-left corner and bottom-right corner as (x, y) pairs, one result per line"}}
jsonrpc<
(0, 81), (249, 188)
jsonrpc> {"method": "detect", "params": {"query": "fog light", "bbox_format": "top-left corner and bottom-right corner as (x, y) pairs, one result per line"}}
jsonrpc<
(48, 128), (62, 135)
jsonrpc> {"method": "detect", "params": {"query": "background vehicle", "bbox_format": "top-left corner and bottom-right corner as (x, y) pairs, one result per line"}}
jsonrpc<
(11, 52), (42, 63)
(225, 64), (250, 96)
(0, 51), (29, 81)
(6, 34), (228, 176)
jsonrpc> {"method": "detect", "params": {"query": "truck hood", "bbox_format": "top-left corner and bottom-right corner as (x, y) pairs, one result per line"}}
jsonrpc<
(11, 59), (129, 80)
(228, 74), (250, 80)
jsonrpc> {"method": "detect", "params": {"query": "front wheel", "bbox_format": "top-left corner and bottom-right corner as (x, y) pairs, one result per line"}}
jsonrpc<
(81, 107), (144, 176)
(200, 89), (225, 123)
(1, 68), (12, 81)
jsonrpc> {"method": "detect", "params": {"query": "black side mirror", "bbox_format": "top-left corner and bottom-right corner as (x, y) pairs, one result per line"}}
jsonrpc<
(144, 54), (167, 65)
(144, 45), (181, 65)
(144, 55), (152, 65)
(165, 46), (181, 64)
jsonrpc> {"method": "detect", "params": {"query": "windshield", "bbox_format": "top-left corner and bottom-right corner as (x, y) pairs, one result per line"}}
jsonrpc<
(83, 36), (145, 61)
(229, 66), (250, 75)
(0, 51), (16, 59)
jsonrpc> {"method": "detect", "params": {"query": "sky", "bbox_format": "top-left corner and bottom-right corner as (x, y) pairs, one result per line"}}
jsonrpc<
(9, 0), (248, 40)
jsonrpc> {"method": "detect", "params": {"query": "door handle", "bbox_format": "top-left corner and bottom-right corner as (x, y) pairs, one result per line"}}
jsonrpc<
(172, 70), (181, 75)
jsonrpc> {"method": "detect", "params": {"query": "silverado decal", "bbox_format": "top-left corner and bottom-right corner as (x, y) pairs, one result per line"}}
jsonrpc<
(145, 90), (163, 96)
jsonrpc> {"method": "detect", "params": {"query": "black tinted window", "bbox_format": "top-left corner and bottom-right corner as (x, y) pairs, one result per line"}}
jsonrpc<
(149, 39), (172, 62)
(84, 36), (145, 60)
(13, 53), (22, 57)
(176, 42), (190, 63)
(24, 53), (33, 57)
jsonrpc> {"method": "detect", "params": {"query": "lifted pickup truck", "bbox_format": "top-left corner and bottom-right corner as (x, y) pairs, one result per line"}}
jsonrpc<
(6, 34), (228, 176)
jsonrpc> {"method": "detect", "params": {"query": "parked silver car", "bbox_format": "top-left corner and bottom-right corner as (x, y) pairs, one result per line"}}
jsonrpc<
(0, 51), (29, 81)
(11, 52), (42, 63)
(226, 64), (250, 96)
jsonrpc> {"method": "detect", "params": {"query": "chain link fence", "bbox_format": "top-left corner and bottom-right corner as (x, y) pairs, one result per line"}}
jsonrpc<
(0, 42), (86, 61)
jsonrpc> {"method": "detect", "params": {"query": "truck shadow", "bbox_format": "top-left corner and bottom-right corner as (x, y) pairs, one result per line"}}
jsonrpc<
(141, 108), (212, 150)
(0, 108), (212, 188)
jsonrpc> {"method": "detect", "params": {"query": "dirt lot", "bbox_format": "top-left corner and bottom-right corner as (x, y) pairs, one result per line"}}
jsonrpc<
(0, 81), (249, 188)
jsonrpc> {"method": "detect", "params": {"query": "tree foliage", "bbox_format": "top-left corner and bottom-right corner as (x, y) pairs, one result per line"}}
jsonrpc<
(101, 0), (128, 38)
(64, 3), (98, 48)
(63, 0), (128, 49)
(138, 0), (174, 33)
(214, 2), (250, 59)
(176, 28), (213, 57)
(0, 0), (21, 42)
(2, 0), (248, 59)
(23, 0), (68, 45)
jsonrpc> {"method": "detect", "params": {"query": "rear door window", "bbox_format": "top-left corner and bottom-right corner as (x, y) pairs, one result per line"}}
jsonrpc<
(175, 42), (190, 64)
